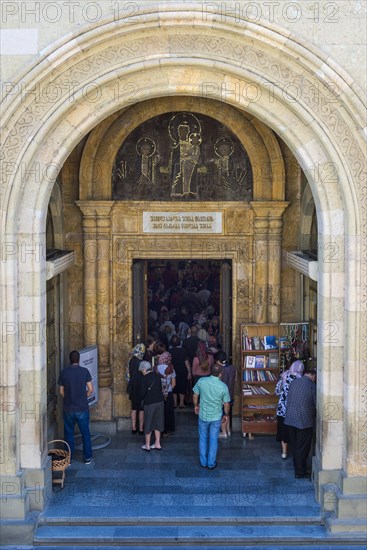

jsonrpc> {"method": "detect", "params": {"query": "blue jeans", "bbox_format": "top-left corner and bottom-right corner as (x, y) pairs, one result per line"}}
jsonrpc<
(198, 417), (222, 468)
(63, 410), (92, 461)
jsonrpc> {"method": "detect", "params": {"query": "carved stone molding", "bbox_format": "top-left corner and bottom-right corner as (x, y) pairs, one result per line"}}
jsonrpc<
(76, 200), (114, 387)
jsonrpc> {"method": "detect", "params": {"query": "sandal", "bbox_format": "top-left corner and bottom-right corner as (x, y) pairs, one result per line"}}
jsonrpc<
(141, 445), (150, 451)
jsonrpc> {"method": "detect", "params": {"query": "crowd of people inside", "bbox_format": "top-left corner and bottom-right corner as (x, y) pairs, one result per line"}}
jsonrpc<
(124, 261), (316, 473)
(146, 260), (221, 350)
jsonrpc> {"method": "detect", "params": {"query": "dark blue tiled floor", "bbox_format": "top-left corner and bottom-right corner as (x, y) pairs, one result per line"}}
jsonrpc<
(42, 410), (319, 520)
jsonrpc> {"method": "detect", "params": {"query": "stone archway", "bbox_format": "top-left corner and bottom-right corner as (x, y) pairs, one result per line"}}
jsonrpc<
(1, 6), (365, 531)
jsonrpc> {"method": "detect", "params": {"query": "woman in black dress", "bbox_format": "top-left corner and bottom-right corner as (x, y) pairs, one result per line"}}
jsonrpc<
(169, 335), (191, 408)
(128, 343), (145, 433)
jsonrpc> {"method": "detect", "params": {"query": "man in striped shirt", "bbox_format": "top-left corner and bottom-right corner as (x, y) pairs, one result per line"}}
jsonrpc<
(284, 369), (317, 479)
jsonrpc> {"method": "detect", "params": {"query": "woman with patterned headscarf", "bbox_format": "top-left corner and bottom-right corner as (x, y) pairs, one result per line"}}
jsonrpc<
(156, 351), (176, 437)
(128, 343), (146, 434)
(275, 359), (305, 459)
(192, 340), (214, 386)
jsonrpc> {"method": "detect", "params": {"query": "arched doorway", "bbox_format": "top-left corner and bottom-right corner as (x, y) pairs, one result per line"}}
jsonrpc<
(0, 7), (365, 535)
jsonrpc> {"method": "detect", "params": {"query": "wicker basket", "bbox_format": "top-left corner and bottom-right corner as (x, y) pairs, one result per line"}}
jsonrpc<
(48, 439), (71, 488)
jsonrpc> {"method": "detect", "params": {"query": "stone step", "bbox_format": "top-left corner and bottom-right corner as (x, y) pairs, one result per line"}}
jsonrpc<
(38, 516), (322, 526)
(33, 523), (366, 546)
(325, 515), (367, 534)
(336, 493), (367, 519)
(30, 541), (363, 550)
(31, 546), (367, 550)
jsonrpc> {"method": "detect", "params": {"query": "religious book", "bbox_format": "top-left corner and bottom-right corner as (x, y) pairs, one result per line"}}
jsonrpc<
(263, 335), (278, 350)
(245, 355), (256, 368)
(254, 355), (266, 368)
(251, 336), (261, 350)
(245, 336), (252, 350)
(268, 353), (279, 368)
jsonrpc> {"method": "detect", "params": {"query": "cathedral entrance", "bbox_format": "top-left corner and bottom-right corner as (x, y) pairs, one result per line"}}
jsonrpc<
(132, 259), (232, 360)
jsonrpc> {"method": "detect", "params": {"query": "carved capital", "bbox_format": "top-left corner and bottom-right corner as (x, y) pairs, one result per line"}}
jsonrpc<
(76, 201), (115, 220)
(250, 201), (289, 219)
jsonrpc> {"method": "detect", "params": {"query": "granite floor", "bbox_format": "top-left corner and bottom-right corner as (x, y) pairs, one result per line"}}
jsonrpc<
(43, 408), (319, 521)
(6, 411), (366, 548)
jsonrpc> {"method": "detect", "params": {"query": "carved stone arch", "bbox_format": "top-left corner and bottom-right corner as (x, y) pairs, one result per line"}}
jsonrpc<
(0, 8), (365, 529)
(79, 97), (285, 201)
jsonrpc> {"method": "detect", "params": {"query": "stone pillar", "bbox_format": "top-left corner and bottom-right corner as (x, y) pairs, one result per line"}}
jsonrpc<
(268, 204), (289, 322)
(251, 206), (269, 323)
(77, 205), (98, 346)
(76, 201), (114, 418)
(250, 202), (288, 323)
(95, 204), (114, 388)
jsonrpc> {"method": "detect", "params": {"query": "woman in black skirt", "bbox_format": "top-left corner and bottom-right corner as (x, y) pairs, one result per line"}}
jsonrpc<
(169, 335), (191, 408)
(139, 361), (165, 451)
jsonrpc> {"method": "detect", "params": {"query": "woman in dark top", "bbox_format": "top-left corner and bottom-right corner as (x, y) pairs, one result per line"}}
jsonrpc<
(139, 361), (164, 451)
(169, 335), (191, 408)
(128, 343), (145, 434)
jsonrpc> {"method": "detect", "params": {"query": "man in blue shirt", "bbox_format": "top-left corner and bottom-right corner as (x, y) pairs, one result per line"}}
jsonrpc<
(193, 363), (231, 469)
(58, 350), (94, 464)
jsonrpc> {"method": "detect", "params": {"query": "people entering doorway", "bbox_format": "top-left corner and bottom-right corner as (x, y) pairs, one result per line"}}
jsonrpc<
(146, 260), (222, 350)
(132, 259), (233, 410)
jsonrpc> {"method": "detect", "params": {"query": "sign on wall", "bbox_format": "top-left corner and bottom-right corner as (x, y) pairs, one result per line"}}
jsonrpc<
(79, 345), (98, 407)
(143, 212), (223, 233)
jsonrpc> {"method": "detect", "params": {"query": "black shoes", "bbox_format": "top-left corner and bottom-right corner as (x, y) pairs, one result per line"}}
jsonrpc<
(295, 472), (311, 479)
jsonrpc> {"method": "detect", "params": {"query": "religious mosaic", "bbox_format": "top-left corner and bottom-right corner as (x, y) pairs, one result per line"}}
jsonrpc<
(112, 112), (253, 201)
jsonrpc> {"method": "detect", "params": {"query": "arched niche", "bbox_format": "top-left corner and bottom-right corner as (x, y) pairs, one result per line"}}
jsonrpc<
(79, 97), (285, 201)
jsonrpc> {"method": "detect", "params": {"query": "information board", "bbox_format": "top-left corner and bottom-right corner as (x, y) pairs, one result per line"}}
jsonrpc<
(79, 345), (98, 407)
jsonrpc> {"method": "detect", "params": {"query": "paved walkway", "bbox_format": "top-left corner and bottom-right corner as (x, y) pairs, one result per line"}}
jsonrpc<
(8, 411), (365, 548)
(44, 409), (320, 521)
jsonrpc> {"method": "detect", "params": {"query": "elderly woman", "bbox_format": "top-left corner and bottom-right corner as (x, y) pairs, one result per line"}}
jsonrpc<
(128, 343), (145, 434)
(275, 359), (305, 459)
(156, 351), (176, 437)
(139, 361), (165, 451)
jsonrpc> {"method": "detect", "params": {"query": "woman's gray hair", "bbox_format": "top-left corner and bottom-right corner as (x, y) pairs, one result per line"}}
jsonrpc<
(139, 361), (153, 373)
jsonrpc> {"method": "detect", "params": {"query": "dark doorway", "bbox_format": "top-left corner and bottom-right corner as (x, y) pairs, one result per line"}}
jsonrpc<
(132, 259), (232, 360)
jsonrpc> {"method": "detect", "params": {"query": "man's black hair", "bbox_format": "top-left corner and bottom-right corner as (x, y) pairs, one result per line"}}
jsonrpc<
(69, 350), (80, 364)
(214, 350), (227, 364)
